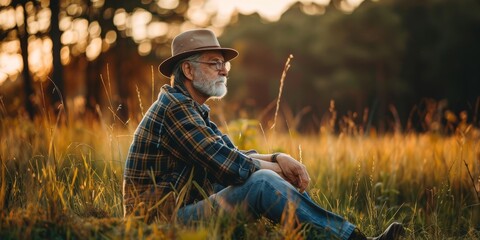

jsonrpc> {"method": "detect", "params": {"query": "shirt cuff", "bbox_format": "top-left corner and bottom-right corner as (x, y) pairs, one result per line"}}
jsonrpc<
(239, 149), (258, 155)
(237, 157), (260, 180)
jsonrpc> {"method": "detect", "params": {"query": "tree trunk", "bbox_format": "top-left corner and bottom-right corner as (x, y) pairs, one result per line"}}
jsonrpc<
(19, 0), (35, 119)
(50, 0), (66, 115)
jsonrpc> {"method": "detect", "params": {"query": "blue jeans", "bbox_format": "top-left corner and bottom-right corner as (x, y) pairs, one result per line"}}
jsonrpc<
(177, 169), (355, 240)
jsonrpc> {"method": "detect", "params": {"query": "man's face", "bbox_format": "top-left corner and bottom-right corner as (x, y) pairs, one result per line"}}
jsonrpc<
(191, 51), (228, 99)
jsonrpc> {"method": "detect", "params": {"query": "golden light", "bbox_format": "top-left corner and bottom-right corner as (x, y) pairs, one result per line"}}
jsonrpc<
(157, 0), (179, 10)
(204, 0), (296, 23)
(60, 30), (70, 45)
(27, 37), (53, 81)
(72, 95), (86, 114)
(59, 15), (72, 31)
(105, 30), (117, 44)
(301, 3), (327, 16)
(187, 7), (210, 26)
(15, 5), (24, 28)
(88, 21), (101, 38)
(0, 0), (12, 6)
(113, 8), (127, 31)
(300, 0), (331, 5)
(147, 21), (169, 38)
(346, 0), (365, 8)
(335, 0), (365, 13)
(27, 18), (38, 34)
(86, 37), (102, 60)
(72, 18), (88, 44)
(0, 7), (16, 30)
(66, 4), (82, 16)
(60, 46), (70, 65)
(0, 53), (23, 82)
(138, 41), (152, 56)
(91, 0), (105, 9)
(131, 8), (152, 43)
(0, 40), (23, 85)
(37, 8), (51, 32)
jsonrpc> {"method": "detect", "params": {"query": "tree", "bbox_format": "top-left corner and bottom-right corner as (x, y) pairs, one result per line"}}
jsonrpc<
(222, 1), (407, 132)
(50, 0), (65, 116)
(17, 0), (35, 119)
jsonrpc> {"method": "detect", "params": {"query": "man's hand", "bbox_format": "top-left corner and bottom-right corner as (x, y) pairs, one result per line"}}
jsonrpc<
(275, 153), (310, 192)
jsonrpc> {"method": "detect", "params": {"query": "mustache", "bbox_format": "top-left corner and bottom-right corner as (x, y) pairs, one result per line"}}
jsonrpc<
(215, 76), (227, 84)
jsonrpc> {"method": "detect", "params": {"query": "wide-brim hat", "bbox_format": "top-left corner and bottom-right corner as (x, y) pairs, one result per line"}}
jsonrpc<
(158, 29), (239, 77)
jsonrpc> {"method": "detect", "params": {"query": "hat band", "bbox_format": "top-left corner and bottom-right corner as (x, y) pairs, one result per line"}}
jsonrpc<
(175, 45), (222, 54)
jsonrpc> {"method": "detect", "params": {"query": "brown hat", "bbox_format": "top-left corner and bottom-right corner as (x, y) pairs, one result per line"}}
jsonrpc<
(158, 29), (239, 77)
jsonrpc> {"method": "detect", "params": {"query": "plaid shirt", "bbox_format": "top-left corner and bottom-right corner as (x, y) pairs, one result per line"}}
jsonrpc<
(123, 84), (260, 220)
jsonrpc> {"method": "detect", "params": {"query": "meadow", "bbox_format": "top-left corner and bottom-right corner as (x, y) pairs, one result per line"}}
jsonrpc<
(0, 99), (479, 239)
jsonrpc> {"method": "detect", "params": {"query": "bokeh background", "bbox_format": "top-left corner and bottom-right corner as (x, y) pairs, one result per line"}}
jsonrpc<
(1, 0), (479, 133)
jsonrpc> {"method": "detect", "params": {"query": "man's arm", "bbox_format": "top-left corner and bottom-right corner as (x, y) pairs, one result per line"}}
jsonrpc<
(164, 101), (260, 185)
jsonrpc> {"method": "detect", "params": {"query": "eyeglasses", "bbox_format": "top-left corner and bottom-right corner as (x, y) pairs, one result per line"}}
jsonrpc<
(189, 60), (231, 71)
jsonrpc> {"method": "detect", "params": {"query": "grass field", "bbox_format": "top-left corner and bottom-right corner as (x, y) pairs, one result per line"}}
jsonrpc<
(0, 103), (479, 239)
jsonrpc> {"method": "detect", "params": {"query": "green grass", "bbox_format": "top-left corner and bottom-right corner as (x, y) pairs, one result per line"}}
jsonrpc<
(0, 106), (479, 239)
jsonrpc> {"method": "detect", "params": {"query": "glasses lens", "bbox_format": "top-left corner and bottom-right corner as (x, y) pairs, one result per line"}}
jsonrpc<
(224, 62), (231, 71)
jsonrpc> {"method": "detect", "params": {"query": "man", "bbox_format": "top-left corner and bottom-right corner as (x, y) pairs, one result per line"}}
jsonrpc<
(123, 29), (404, 239)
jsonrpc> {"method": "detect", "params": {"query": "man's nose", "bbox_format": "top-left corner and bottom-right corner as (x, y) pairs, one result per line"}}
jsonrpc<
(218, 67), (228, 76)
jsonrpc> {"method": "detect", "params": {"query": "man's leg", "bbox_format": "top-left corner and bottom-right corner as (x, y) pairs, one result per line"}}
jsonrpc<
(177, 169), (356, 240)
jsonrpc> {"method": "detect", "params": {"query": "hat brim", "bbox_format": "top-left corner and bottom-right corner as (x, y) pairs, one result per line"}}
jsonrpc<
(158, 48), (238, 78)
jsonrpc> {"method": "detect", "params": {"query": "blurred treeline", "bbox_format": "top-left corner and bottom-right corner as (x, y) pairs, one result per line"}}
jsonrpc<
(1, 0), (479, 133)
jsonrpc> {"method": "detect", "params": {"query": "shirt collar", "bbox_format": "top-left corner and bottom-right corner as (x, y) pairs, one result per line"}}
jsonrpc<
(172, 84), (210, 116)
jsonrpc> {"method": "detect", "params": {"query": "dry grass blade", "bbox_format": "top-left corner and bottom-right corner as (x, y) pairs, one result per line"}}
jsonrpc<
(463, 159), (480, 202)
(271, 54), (293, 130)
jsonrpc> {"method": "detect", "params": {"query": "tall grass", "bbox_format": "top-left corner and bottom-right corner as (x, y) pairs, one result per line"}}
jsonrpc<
(0, 83), (479, 239)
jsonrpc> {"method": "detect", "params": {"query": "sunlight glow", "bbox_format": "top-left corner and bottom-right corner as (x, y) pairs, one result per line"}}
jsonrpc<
(0, 7), (16, 30)
(73, 18), (88, 45)
(138, 41), (152, 56)
(105, 30), (117, 44)
(113, 9), (127, 31)
(301, 3), (326, 15)
(204, 0), (297, 22)
(59, 15), (72, 31)
(0, 40), (22, 85)
(88, 21), (101, 38)
(36, 8), (51, 32)
(130, 8), (152, 43)
(346, 0), (365, 8)
(0, 0), (12, 6)
(61, 30), (75, 45)
(91, 0), (105, 9)
(86, 37), (102, 60)
(66, 4), (83, 16)
(15, 5), (24, 28)
(147, 21), (169, 38)
(60, 46), (70, 65)
(300, 0), (331, 5)
(187, 7), (210, 26)
(157, 0), (179, 10)
(28, 37), (52, 81)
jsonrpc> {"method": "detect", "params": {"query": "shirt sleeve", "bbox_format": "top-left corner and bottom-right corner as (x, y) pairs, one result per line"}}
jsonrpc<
(208, 118), (258, 156)
(163, 100), (260, 185)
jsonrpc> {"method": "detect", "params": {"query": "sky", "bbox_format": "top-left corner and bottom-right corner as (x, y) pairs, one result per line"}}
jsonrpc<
(203, 0), (364, 22)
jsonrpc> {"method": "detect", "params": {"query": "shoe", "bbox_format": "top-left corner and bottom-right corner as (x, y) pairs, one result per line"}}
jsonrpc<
(367, 222), (405, 240)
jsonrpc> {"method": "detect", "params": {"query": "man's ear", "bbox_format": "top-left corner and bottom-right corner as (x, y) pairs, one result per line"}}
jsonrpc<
(182, 62), (194, 81)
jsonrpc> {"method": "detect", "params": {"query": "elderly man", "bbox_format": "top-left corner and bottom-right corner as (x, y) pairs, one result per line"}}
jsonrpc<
(123, 29), (404, 240)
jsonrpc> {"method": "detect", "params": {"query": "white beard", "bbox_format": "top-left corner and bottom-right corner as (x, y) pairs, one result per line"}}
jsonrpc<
(192, 74), (228, 99)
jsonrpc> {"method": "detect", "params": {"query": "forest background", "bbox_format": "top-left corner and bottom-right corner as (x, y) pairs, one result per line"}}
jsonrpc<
(1, 0), (479, 132)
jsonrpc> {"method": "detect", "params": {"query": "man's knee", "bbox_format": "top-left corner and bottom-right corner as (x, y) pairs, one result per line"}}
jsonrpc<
(250, 169), (283, 183)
